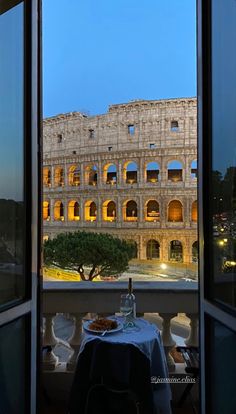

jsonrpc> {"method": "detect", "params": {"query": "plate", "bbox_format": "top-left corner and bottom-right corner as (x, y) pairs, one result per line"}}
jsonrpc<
(83, 319), (123, 334)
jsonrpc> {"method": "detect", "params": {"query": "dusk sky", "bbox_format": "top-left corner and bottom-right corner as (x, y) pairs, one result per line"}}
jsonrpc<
(43, 0), (196, 118)
(0, 4), (24, 201)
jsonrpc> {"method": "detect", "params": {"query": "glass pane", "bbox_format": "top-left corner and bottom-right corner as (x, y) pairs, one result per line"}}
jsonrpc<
(0, 317), (28, 414)
(207, 318), (236, 414)
(0, 2), (25, 308)
(211, 0), (236, 310)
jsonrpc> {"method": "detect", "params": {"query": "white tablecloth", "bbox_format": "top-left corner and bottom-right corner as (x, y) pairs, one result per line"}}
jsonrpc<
(80, 317), (172, 414)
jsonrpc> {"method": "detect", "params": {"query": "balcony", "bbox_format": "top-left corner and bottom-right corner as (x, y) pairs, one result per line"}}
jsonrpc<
(42, 281), (199, 413)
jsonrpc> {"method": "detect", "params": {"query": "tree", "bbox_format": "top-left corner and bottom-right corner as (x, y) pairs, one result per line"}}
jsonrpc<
(43, 231), (136, 281)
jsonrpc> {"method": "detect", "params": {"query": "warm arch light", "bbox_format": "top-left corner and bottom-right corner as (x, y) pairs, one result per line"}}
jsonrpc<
(43, 201), (50, 220)
(85, 165), (98, 186)
(43, 167), (51, 187)
(168, 200), (183, 222)
(123, 200), (138, 221)
(68, 165), (80, 186)
(54, 167), (64, 187)
(54, 201), (64, 221)
(68, 200), (80, 221)
(191, 200), (198, 222)
(103, 200), (116, 221)
(85, 200), (97, 221)
(145, 200), (160, 221)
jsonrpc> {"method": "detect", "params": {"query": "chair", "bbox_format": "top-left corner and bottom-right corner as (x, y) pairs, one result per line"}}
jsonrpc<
(68, 339), (154, 414)
(84, 383), (140, 414)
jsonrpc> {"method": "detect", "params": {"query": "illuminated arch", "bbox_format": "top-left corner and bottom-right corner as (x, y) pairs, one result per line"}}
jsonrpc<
(54, 167), (64, 187)
(102, 200), (116, 221)
(123, 200), (138, 221)
(168, 200), (183, 222)
(68, 165), (80, 186)
(169, 240), (183, 262)
(43, 167), (51, 187)
(146, 162), (160, 183)
(145, 200), (160, 221)
(146, 239), (160, 260)
(167, 160), (183, 182)
(104, 164), (117, 185)
(43, 201), (50, 220)
(85, 165), (98, 186)
(191, 200), (198, 222)
(124, 161), (138, 184)
(68, 200), (80, 221)
(85, 200), (97, 221)
(54, 201), (64, 221)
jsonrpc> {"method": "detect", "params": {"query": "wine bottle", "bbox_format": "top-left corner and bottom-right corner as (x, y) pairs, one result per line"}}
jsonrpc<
(127, 277), (136, 318)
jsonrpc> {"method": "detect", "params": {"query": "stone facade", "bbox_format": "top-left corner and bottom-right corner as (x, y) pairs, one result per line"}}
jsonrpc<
(43, 98), (198, 264)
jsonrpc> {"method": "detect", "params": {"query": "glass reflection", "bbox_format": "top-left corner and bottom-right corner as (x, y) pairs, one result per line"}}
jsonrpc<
(0, 3), (25, 308)
(211, 0), (236, 309)
(209, 320), (236, 414)
(0, 317), (27, 413)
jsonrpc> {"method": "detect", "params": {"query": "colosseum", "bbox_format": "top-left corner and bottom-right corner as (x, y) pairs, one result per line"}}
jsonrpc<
(43, 97), (197, 264)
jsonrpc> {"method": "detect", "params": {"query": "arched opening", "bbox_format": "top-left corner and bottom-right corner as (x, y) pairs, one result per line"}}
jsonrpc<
(68, 165), (80, 186)
(167, 160), (183, 182)
(68, 201), (80, 221)
(85, 165), (98, 186)
(192, 241), (198, 263)
(43, 168), (51, 187)
(103, 200), (116, 221)
(168, 200), (183, 222)
(126, 240), (138, 259)
(124, 162), (138, 184)
(169, 240), (183, 262)
(145, 200), (160, 221)
(146, 239), (160, 260)
(104, 164), (117, 184)
(191, 200), (198, 222)
(54, 201), (64, 221)
(146, 162), (160, 183)
(85, 201), (97, 221)
(191, 160), (197, 179)
(43, 201), (50, 220)
(54, 167), (64, 187)
(124, 200), (138, 221)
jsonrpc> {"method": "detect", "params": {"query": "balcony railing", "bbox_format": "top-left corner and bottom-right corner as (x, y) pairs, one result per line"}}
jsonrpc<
(43, 281), (198, 367)
(42, 281), (198, 404)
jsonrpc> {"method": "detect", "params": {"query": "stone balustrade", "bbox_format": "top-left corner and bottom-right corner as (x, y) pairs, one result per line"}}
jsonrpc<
(43, 281), (198, 373)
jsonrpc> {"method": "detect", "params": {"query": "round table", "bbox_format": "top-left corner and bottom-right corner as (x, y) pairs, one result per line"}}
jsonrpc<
(80, 317), (172, 414)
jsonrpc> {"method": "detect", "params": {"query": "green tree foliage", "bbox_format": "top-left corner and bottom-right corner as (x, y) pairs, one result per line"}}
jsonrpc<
(43, 231), (136, 281)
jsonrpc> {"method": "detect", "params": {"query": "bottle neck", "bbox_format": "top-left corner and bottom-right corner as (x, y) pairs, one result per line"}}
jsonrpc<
(128, 278), (133, 295)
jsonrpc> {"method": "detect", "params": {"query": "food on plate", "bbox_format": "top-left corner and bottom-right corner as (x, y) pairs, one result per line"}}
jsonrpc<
(88, 318), (118, 331)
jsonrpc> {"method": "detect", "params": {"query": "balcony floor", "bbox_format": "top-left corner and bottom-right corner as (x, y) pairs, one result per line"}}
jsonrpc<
(40, 401), (198, 414)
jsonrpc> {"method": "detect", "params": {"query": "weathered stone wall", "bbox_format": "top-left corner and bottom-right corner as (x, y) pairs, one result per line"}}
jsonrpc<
(43, 98), (197, 264)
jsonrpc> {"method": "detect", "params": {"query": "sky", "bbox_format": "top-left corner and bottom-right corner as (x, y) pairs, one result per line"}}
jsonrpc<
(0, 3), (24, 201)
(43, 0), (196, 118)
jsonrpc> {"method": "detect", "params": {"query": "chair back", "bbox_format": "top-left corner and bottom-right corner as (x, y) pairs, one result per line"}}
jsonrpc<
(84, 383), (140, 414)
(68, 339), (153, 414)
